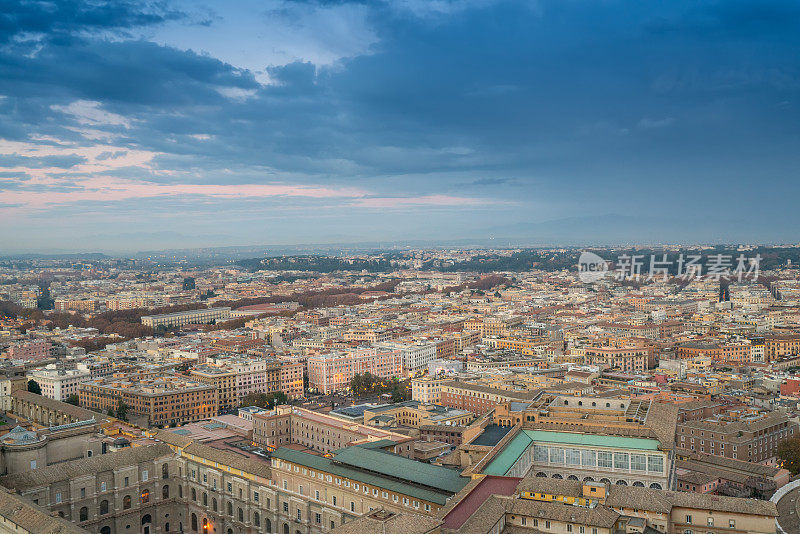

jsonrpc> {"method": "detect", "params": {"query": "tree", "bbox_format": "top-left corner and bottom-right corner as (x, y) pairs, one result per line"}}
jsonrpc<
(65, 394), (80, 406)
(107, 407), (115, 417)
(778, 437), (800, 475)
(115, 399), (129, 421)
(27, 379), (41, 395)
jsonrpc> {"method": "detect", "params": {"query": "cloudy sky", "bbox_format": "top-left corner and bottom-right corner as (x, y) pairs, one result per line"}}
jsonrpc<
(2, 0), (800, 252)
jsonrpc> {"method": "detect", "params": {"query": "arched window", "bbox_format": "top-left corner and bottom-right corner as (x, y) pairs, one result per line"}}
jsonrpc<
(165, 523), (170, 533)
(162, 463), (169, 479)
(202, 518), (208, 531)
(162, 485), (169, 499)
(615, 480), (628, 486)
(238, 507), (244, 522)
(212, 498), (217, 511)
(141, 489), (150, 504)
(283, 524), (289, 534)
(265, 518), (272, 532)
(254, 511), (260, 527)
(142, 515), (151, 525)
(203, 492), (207, 506)
(192, 488), (197, 501)
(650, 483), (663, 490)
(100, 527), (111, 534)
(227, 502), (233, 516)
(123, 495), (131, 510)
(79, 507), (88, 521)
(99, 500), (109, 515)
(552, 474), (563, 479)
(191, 513), (198, 532)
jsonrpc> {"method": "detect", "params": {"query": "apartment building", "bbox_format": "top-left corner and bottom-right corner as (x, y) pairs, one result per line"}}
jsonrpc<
(376, 341), (437, 374)
(54, 299), (98, 313)
(411, 376), (451, 403)
(190, 364), (238, 411)
(583, 341), (653, 373)
(79, 375), (218, 427)
(141, 307), (231, 328)
(7, 339), (51, 361)
(307, 348), (402, 394)
(676, 410), (796, 462)
(27, 365), (92, 401)
(765, 333), (800, 361)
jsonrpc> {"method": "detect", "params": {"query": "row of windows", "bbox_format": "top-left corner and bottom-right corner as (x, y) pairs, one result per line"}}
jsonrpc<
(532, 446), (664, 473)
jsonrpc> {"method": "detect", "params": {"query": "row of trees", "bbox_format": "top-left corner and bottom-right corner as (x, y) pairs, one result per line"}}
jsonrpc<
(349, 373), (409, 402)
(239, 391), (289, 409)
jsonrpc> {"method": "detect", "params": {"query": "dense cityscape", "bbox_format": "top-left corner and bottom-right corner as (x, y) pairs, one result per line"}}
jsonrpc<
(0, 246), (799, 533)
(3, 0), (800, 533)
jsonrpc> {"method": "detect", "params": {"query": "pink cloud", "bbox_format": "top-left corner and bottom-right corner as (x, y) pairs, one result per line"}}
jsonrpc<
(1, 176), (369, 210)
(351, 194), (493, 208)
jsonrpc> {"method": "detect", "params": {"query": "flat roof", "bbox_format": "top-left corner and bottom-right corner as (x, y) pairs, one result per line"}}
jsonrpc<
(524, 430), (660, 451)
(470, 424), (514, 447)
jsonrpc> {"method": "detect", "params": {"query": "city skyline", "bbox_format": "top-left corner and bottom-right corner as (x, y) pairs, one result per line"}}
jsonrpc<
(2, 0), (800, 251)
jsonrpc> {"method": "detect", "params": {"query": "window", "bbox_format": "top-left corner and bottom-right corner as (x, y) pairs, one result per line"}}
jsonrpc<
(101, 482), (106, 492)
(203, 493), (207, 506)
(254, 491), (259, 503)
(212, 498), (217, 512)
(124, 477), (129, 487)
(162, 463), (169, 479)
(30, 460), (36, 470)
(350, 502), (355, 512)
(315, 490), (320, 500)
(597, 451), (613, 468)
(191, 488), (197, 501)
(729, 520), (735, 528)
(141, 490), (150, 504)
(686, 515), (692, 524)
(315, 513), (321, 524)
(296, 508), (302, 521)
(333, 496), (337, 506)
(254, 512), (260, 527)
(630, 454), (647, 471)
(123, 495), (131, 510)
(567, 525), (573, 533)
(283, 502), (289, 513)
(707, 517), (713, 526)
(648, 455), (664, 473)
(55, 492), (62, 504)
(163, 485), (170, 499)
(614, 452), (629, 470)
(142, 470), (148, 482)
(100, 500), (109, 515)
(81, 488), (86, 498)
(238, 508), (244, 522)
(581, 450), (596, 467)
(227, 482), (233, 492)
(227, 502), (233, 516)
(565, 448), (580, 466)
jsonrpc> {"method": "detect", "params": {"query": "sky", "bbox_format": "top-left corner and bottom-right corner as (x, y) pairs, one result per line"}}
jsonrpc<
(1, 0), (800, 252)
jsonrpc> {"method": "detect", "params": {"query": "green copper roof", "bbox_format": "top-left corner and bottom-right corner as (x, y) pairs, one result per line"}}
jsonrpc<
(483, 431), (533, 476)
(271, 447), (468, 505)
(523, 430), (659, 450)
